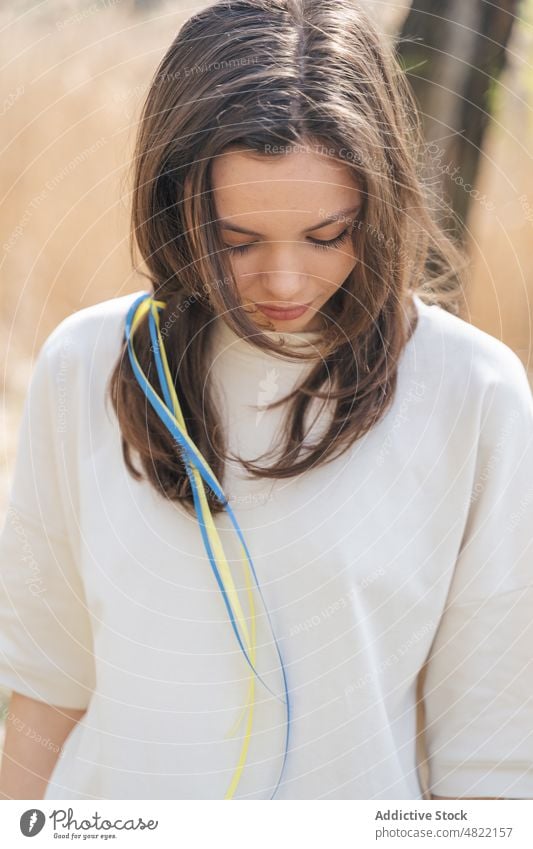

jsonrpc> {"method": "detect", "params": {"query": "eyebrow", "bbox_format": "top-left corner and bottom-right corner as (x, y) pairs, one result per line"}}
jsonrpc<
(218, 204), (362, 236)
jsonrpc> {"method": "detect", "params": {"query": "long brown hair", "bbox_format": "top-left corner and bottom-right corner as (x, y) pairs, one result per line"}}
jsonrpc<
(109, 0), (468, 516)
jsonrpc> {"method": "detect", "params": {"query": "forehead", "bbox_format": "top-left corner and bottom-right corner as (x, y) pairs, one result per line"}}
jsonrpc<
(210, 146), (362, 230)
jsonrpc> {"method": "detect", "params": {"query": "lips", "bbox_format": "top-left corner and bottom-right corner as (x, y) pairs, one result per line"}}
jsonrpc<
(257, 304), (308, 321)
(255, 301), (312, 321)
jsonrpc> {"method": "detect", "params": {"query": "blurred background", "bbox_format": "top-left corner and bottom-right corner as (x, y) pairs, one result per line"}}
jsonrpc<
(1, 0), (532, 785)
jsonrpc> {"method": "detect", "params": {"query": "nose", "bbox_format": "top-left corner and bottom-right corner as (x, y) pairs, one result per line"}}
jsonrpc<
(260, 247), (306, 304)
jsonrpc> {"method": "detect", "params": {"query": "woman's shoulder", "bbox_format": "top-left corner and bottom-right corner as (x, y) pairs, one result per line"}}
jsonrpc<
(411, 292), (530, 399)
(41, 289), (146, 360)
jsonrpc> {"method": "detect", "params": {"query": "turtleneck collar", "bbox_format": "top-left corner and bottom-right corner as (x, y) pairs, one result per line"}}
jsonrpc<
(210, 313), (325, 366)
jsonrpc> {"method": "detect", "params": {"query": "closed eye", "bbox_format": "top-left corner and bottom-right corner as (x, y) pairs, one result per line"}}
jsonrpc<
(308, 227), (352, 251)
(225, 227), (352, 255)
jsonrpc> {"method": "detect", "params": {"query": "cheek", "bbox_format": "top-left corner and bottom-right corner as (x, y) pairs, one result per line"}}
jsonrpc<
(323, 249), (357, 283)
(227, 256), (255, 296)
(310, 246), (357, 292)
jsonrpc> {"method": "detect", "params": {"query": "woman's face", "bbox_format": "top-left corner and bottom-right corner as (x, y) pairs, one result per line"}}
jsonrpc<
(210, 145), (362, 332)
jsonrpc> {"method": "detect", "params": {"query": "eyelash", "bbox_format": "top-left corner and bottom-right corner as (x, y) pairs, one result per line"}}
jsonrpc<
(226, 227), (352, 256)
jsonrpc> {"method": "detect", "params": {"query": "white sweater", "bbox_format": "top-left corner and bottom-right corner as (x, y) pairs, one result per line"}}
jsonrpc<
(0, 290), (532, 800)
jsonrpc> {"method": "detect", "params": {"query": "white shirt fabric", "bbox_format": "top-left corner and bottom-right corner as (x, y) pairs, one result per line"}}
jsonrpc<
(0, 289), (532, 801)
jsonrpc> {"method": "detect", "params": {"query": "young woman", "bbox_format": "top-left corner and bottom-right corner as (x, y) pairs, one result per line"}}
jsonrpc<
(1, 0), (532, 802)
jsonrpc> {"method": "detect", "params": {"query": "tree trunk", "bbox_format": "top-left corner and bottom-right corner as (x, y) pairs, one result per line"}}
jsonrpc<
(396, 0), (519, 241)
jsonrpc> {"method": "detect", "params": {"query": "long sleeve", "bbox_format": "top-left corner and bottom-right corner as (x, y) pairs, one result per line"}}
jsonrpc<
(421, 345), (533, 799)
(0, 332), (96, 709)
